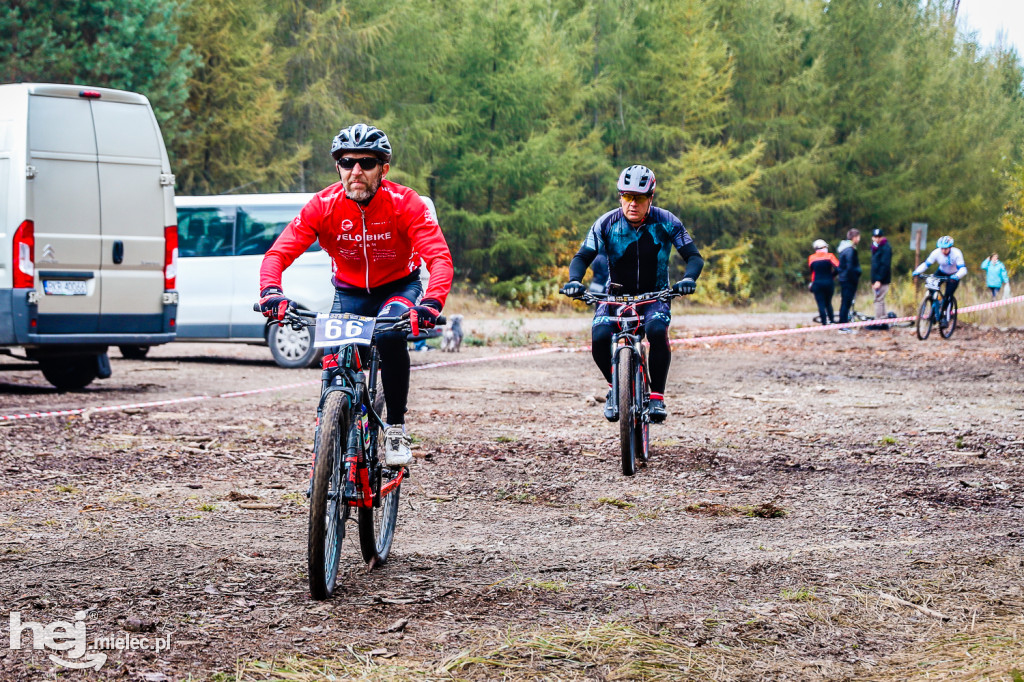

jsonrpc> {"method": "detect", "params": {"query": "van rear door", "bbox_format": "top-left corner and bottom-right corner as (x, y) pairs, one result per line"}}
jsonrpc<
(28, 94), (102, 333)
(93, 98), (168, 333)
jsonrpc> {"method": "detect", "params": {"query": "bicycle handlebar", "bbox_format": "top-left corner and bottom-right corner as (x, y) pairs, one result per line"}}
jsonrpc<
(251, 304), (446, 329)
(563, 289), (679, 305)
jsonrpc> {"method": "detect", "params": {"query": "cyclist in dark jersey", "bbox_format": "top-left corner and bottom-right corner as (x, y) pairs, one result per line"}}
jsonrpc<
(562, 165), (704, 423)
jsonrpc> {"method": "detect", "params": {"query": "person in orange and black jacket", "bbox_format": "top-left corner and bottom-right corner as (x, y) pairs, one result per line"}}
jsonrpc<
(808, 239), (839, 325)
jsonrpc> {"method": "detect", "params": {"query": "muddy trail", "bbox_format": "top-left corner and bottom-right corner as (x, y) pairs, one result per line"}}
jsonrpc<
(1, 319), (1022, 680)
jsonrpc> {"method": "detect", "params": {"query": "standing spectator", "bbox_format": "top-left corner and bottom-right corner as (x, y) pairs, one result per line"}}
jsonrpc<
(980, 253), (1009, 299)
(808, 239), (839, 325)
(869, 228), (892, 329)
(836, 229), (862, 326)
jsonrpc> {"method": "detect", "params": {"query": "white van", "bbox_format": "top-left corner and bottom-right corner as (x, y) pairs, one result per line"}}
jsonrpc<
(0, 83), (178, 390)
(172, 193), (439, 368)
(174, 194), (332, 368)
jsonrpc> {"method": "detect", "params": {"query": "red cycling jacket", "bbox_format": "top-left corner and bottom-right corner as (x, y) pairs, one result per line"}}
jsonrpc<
(260, 179), (454, 307)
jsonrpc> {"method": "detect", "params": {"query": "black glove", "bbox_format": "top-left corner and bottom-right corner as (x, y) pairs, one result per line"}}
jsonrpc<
(672, 278), (696, 295)
(410, 299), (442, 329)
(561, 281), (585, 297)
(258, 287), (293, 321)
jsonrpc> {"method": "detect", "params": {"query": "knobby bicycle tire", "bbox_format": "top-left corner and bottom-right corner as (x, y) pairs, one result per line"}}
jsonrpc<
(358, 378), (400, 565)
(308, 391), (349, 600)
(633, 358), (650, 467)
(940, 296), (958, 339)
(618, 349), (637, 476)
(916, 298), (934, 340)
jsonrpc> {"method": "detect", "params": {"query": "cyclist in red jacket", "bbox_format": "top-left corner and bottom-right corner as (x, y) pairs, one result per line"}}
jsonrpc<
(259, 123), (453, 468)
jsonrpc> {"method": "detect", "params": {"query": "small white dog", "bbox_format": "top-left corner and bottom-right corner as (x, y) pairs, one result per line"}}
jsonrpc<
(441, 314), (464, 352)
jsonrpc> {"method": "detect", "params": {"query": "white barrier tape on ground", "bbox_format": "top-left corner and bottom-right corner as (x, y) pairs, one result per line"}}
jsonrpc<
(410, 347), (563, 372)
(0, 348), (566, 421)
(672, 294), (1024, 346)
(3, 296), (1020, 422)
(0, 394), (213, 421)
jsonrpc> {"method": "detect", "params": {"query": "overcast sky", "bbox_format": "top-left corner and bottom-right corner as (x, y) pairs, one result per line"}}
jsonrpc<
(958, 0), (1024, 54)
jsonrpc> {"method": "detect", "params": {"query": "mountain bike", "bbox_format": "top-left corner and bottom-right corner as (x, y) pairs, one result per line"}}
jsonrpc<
(915, 274), (957, 340)
(813, 307), (871, 325)
(257, 305), (444, 599)
(563, 288), (681, 476)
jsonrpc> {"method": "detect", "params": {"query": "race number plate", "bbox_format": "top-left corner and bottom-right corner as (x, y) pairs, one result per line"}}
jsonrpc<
(313, 313), (375, 348)
(43, 280), (87, 296)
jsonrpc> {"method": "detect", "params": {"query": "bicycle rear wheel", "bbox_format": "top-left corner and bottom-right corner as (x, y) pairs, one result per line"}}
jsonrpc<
(617, 349), (637, 476)
(308, 391), (349, 600)
(358, 379), (400, 565)
(633, 357), (650, 467)
(358, 469), (401, 565)
(940, 296), (958, 339)
(916, 298), (933, 340)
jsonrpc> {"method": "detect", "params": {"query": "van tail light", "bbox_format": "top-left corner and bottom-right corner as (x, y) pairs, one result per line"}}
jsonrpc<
(13, 220), (34, 288)
(164, 225), (178, 290)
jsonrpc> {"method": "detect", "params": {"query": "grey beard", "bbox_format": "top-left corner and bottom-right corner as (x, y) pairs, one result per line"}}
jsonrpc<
(344, 177), (382, 203)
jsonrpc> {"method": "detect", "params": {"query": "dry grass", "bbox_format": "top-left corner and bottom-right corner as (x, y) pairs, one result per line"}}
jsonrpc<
(865, 619), (1024, 681)
(227, 622), (754, 681)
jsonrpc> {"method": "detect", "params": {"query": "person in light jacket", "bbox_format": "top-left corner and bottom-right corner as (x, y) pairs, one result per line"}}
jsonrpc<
(980, 253), (1009, 299)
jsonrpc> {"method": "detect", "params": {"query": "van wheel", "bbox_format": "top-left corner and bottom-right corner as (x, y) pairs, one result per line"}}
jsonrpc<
(268, 323), (321, 368)
(39, 356), (99, 391)
(118, 345), (150, 359)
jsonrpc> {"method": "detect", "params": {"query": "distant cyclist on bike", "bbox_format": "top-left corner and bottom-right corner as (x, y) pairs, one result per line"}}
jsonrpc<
(561, 165), (704, 423)
(259, 123), (453, 468)
(912, 235), (966, 323)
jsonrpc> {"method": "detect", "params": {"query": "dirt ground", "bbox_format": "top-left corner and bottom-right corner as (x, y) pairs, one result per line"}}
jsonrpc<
(1, 314), (1022, 681)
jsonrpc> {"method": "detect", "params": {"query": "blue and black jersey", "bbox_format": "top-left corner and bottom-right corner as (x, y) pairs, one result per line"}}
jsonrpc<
(568, 206), (703, 293)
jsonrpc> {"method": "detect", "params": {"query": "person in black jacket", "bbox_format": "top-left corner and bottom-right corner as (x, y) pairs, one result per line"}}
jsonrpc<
(836, 229), (861, 326)
(869, 228), (893, 329)
(808, 239), (839, 325)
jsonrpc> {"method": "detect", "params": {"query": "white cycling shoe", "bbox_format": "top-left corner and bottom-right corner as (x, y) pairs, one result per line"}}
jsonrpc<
(383, 425), (413, 468)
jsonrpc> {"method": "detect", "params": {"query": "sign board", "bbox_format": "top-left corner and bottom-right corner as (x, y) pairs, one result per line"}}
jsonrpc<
(313, 312), (375, 348)
(910, 223), (928, 251)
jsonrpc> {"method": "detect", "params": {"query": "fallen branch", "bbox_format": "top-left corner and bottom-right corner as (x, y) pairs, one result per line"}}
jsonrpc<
(878, 592), (949, 620)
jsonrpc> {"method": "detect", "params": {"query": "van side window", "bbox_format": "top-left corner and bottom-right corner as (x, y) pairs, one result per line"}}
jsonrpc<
(178, 207), (236, 257)
(237, 206), (321, 255)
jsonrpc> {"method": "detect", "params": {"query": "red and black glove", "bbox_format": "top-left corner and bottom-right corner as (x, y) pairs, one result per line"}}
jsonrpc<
(258, 287), (293, 321)
(407, 299), (442, 336)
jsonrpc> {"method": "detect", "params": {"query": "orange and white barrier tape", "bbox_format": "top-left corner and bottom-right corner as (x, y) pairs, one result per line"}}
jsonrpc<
(2, 296), (1020, 421)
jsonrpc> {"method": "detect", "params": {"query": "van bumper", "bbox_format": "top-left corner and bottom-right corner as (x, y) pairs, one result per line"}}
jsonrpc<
(0, 288), (177, 347)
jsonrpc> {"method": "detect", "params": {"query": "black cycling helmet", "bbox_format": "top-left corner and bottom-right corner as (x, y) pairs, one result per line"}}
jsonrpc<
(872, 228), (884, 237)
(330, 123), (392, 163)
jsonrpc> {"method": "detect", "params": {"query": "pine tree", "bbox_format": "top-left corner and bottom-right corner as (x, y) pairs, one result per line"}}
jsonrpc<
(173, 0), (304, 194)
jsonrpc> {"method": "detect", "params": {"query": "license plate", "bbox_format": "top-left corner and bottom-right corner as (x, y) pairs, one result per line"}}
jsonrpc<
(43, 280), (87, 296)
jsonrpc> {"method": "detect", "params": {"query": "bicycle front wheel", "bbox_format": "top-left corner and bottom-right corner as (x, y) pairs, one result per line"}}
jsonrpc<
(916, 298), (933, 340)
(940, 296), (958, 339)
(633, 358), (650, 467)
(617, 349), (637, 476)
(308, 391), (349, 600)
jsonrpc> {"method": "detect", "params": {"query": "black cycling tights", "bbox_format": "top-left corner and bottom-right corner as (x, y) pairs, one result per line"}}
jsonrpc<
(591, 318), (671, 394)
(331, 280), (423, 425)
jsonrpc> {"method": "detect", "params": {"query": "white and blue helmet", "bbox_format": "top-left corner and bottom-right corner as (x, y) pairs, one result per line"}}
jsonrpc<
(331, 123), (392, 163)
(617, 165), (656, 195)
(936, 235), (954, 248)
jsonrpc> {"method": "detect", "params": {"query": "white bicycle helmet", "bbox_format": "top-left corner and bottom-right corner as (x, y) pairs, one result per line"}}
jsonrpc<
(812, 239), (828, 250)
(330, 123), (392, 163)
(617, 165), (656, 195)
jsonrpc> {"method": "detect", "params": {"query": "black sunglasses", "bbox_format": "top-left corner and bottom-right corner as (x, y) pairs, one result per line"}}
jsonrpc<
(337, 156), (383, 170)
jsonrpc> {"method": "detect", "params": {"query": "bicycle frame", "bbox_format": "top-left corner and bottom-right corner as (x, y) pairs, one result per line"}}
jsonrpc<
(573, 289), (674, 414)
(287, 310), (407, 509)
